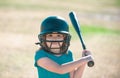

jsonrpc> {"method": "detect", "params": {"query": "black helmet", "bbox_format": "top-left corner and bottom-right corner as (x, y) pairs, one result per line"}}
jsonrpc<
(38, 16), (71, 55)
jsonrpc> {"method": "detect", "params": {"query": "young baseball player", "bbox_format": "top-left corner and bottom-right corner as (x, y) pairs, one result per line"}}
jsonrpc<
(34, 16), (93, 78)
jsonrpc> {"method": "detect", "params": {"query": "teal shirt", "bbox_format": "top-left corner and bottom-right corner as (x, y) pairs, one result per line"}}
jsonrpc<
(34, 50), (73, 78)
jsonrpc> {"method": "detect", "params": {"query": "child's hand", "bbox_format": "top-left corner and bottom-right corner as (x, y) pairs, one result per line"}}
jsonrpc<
(82, 50), (91, 57)
(85, 55), (94, 62)
(82, 50), (94, 67)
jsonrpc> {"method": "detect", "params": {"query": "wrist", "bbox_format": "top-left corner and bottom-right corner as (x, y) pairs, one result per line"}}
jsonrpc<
(83, 55), (93, 62)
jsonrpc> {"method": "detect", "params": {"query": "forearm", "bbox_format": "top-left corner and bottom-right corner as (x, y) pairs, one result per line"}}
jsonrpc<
(73, 63), (86, 78)
(59, 56), (89, 74)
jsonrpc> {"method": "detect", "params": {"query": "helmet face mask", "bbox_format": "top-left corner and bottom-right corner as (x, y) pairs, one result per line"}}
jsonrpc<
(38, 16), (71, 55)
(38, 32), (71, 55)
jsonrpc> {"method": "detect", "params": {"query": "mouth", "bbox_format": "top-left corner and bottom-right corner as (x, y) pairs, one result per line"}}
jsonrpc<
(49, 42), (61, 49)
(46, 40), (63, 48)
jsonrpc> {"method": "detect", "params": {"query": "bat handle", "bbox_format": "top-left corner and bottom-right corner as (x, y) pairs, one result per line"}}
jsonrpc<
(84, 51), (94, 67)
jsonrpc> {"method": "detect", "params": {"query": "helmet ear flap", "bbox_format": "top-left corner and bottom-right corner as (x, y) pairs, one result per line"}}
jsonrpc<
(65, 34), (71, 47)
(38, 34), (46, 44)
(35, 34), (43, 45)
(38, 34), (47, 49)
(38, 34), (42, 42)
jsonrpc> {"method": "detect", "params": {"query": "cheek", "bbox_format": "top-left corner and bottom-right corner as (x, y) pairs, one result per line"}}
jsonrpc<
(46, 42), (51, 47)
(59, 42), (63, 45)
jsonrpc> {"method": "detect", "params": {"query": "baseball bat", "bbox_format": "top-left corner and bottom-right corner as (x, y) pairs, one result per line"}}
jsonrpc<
(69, 11), (94, 67)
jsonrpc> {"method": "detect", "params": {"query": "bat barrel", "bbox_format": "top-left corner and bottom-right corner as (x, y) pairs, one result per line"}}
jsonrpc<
(69, 12), (86, 50)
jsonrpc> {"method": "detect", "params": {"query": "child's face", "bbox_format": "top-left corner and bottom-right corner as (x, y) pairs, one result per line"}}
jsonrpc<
(45, 33), (64, 54)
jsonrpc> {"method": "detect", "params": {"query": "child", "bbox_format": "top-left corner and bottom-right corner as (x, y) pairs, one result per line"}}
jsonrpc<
(34, 16), (93, 78)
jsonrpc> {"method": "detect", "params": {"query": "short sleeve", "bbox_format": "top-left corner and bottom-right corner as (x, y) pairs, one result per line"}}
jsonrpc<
(34, 50), (47, 67)
(68, 50), (74, 61)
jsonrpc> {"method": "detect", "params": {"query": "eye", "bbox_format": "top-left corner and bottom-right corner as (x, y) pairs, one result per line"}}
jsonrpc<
(57, 34), (63, 37)
(46, 34), (53, 37)
(57, 34), (61, 37)
(48, 34), (52, 37)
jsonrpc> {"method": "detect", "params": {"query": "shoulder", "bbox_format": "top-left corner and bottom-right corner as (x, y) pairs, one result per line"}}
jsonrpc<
(67, 50), (73, 56)
(65, 50), (74, 61)
(35, 49), (44, 55)
(35, 49), (48, 61)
